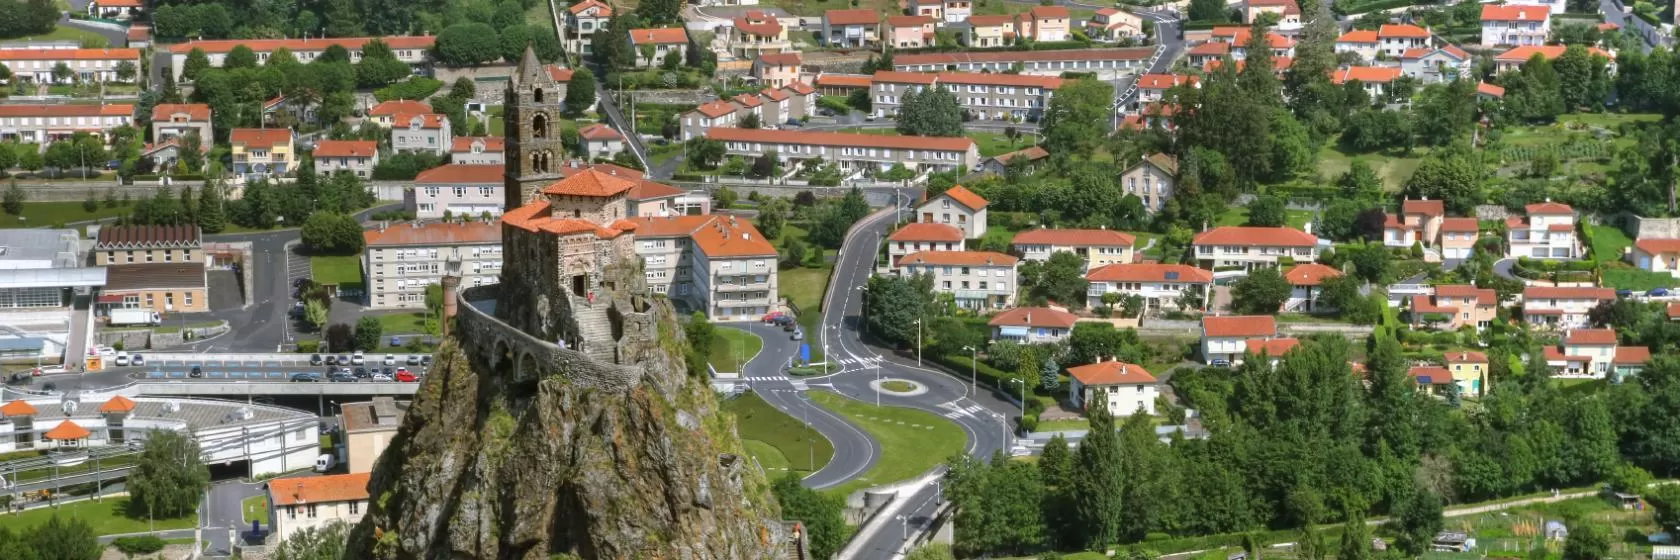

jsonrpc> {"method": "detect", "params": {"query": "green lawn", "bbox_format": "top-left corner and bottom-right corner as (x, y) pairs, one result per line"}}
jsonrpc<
(0, 498), (196, 536)
(722, 392), (835, 478)
(488, 105), (505, 137)
(1587, 224), (1632, 264)
(1036, 418), (1091, 432)
(708, 327), (763, 373)
(779, 222), (833, 362)
(1602, 266), (1679, 292)
(13, 25), (110, 47)
(1215, 206), (1313, 229)
(809, 391), (965, 497)
(242, 495), (269, 526)
(309, 255), (364, 291)
(525, 0), (557, 31)
(1316, 143), (1425, 191)
(0, 201), (130, 228)
(372, 311), (437, 335)
(972, 2), (1096, 20)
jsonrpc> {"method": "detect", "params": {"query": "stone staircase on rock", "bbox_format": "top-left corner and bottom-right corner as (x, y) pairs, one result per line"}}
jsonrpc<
(569, 295), (617, 363)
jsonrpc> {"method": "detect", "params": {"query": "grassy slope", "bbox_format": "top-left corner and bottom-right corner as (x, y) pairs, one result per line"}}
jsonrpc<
(0, 498), (196, 535)
(708, 327), (764, 373)
(1, 201), (130, 228)
(1589, 224), (1680, 291)
(808, 391), (965, 497)
(722, 391), (835, 478)
(310, 255), (364, 290)
(1215, 206), (1313, 230)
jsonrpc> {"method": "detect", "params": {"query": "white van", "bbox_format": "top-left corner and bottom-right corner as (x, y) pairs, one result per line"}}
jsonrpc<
(114, 352), (129, 366)
(314, 453), (336, 472)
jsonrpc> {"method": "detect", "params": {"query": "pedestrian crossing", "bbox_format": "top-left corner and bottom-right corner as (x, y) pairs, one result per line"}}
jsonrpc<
(938, 401), (989, 419)
(834, 356), (885, 366)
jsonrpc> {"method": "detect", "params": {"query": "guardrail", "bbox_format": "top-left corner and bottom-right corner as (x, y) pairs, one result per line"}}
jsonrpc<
(131, 381), (420, 397)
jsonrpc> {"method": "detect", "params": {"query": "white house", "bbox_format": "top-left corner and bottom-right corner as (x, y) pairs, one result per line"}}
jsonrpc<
(1544, 328), (1650, 379)
(1201, 315), (1278, 365)
(894, 251), (1017, 309)
(917, 185), (989, 239)
(988, 306), (1078, 344)
(1522, 286), (1614, 329)
(886, 222), (966, 266)
(1282, 263), (1341, 312)
(1506, 201), (1581, 259)
(1084, 263), (1212, 311)
(269, 472), (370, 543)
(1011, 228), (1135, 267)
(1067, 359), (1158, 417)
(1630, 238), (1680, 277)
(1192, 226), (1320, 270)
(1481, 4), (1550, 48)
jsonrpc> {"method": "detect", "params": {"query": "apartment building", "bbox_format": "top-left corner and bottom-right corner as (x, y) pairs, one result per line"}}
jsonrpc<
(269, 473), (371, 543)
(94, 225), (204, 266)
(1086, 8), (1144, 42)
(1334, 29), (1380, 61)
(168, 36), (434, 82)
(1545, 328), (1650, 378)
(150, 104), (212, 145)
(1493, 44), (1614, 74)
(964, 15), (1016, 47)
(730, 93), (765, 123)
(1376, 24), (1430, 57)
(1191, 226), (1320, 270)
(1399, 46), (1472, 84)
(1202, 315), (1278, 365)
(1283, 263), (1340, 313)
(989, 306), (1077, 344)
(102, 263), (209, 314)
(1331, 66), (1404, 98)
(1020, 6), (1071, 41)
(681, 100), (742, 141)
(406, 164), (503, 220)
(724, 12), (791, 59)
(886, 222), (966, 266)
(1481, 4), (1550, 48)
(893, 48), (1155, 80)
(627, 214), (779, 321)
(362, 221), (503, 309)
(887, 16), (937, 49)
(1187, 27), (1297, 65)
(917, 185), (988, 239)
(1522, 286), (1614, 329)
(757, 88), (790, 125)
(565, 0), (614, 56)
(367, 100), (430, 128)
(0, 48), (142, 84)
(1383, 198), (1445, 249)
(629, 28), (690, 67)
(1409, 284), (1497, 330)
(391, 113), (452, 155)
(871, 71), (1063, 121)
(823, 9), (879, 48)
(1507, 201), (1581, 259)
(1133, 74), (1195, 110)
(450, 136), (504, 165)
(1084, 263), (1212, 311)
(754, 53), (802, 89)
(229, 128), (295, 178)
(1012, 228), (1135, 267)
(1119, 153), (1177, 212)
(0, 104), (134, 149)
(1242, 0), (1300, 26)
(339, 398), (405, 474)
(708, 128), (980, 174)
(312, 140), (379, 178)
(1068, 359), (1158, 417)
(894, 251), (1017, 309)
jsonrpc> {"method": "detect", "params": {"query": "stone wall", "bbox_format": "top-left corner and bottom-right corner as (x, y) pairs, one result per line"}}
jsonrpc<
(1631, 215), (1680, 240)
(623, 89), (717, 106)
(456, 284), (644, 391)
(96, 323), (228, 350)
(1474, 204), (1512, 224)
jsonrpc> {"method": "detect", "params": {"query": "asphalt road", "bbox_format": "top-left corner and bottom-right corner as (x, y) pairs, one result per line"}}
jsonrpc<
(728, 322), (882, 490)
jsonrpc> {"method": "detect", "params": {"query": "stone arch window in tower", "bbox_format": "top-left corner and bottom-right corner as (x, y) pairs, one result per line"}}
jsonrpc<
(532, 113), (549, 138)
(534, 88), (545, 103)
(532, 152), (551, 173)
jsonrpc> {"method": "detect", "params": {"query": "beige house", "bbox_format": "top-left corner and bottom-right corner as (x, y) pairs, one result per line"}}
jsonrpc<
(1085, 8), (1145, 42)
(887, 222), (966, 266)
(407, 164), (504, 220)
(94, 225), (204, 267)
(754, 53), (802, 88)
(1631, 238), (1680, 276)
(1444, 351), (1488, 397)
(1020, 6), (1071, 42)
(917, 185), (989, 239)
(230, 128), (295, 178)
(102, 263), (209, 314)
(1545, 329), (1650, 378)
(578, 124), (625, 160)
(391, 113), (453, 155)
(339, 397), (405, 474)
(1507, 201), (1582, 259)
(964, 15), (1016, 47)
(269, 473), (371, 543)
(988, 306), (1077, 344)
(887, 16), (936, 49)
(1440, 218), (1479, 260)
(724, 12), (791, 59)
(1085, 263), (1212, 310)
(565, 0), (614, 56)
(1409, 284), (1498, 330)
(1012, 228), (1135, 267)
(312, 140), (379, 178)
(1481, 4), (1550, 48)
(822, 9), (879, 48)
(1242, 0), (1300, 26)
(1522, 286), (1614, 329)
(629, 28), (690, 67)
(894, 251), (1017, 310)
(450, 136), (505, 165)
(1191, 226), (1320, 270)
(150, 104), (213, 145)
(0, 104), (134, 149)
(362, 221), (504, 309)
(0, 48), (143, 84)
(1068, 360), (1158, 417)
(1119, 153), (1177, 212)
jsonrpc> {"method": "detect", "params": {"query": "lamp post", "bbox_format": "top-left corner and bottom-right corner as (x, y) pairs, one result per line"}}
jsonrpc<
(961, 345), (976, 394)
(874, 358), (881, 407)
(1007, 378), (1025, 438)
(913, 318), (922, 367)
(896, 514), (909, 541)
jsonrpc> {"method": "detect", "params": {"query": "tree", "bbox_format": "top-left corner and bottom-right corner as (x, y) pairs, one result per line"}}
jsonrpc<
(1040, 354), (1060, 392)
(1188, 0), (1230, 21)
(436, 23), (502, 66)
(1041, 79), (1113, 159)
(1553, 45), (1610, 110)
(1403, 147), (1483, 214)
(114, 60), (137, 83)
(684, 137), (724, 169)
(739, 112), (761, 129)
(1504, 54), (1566, 122)
(50, 62), (71, 84)
(197, 179), (227, 234)
(325, 323), (354, 352)
(1337, 512), (1371, 560)
(1247, 196), (1287, 227)
(129, 429), (210, 519)
(356, 39), (413, 88)
(272, 520), (350, 560)
(1349, 245), (1390, 283)
(300, 212), (365, 255)
(1392, 487), (1443, 556)
(1231, 267), (1291, 314)
(304, 299), (329, 331)
(863, 273), (935, 348)
(182, 48), (211, 82)
(905, 544), (955, 560)
(563, 67), (597, 117)
(353, 316), (383, 352)
(758, 198), (787, 239)
(1073, 402), (1124, 548)
(1562, 522), (1609, 560)
(0, 144), (16, 172)
(28, 515), (100, 560)
(1025, 252), (1089, 309)
(772, 473), (846, 560)
(898, 84), (964, 137)
(3, 181), (25, 216)
(225, 45), (259, 70)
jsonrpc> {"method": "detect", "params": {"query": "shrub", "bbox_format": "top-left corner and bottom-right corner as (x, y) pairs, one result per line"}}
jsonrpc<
(373, 78), (444, 102)
(112, 535), (167, 554)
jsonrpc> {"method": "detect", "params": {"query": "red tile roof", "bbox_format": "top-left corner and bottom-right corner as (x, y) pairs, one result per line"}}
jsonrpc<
(1407, 366), (1455, 384)
(542, 168), (638, 197)
(1669, 302), (1680, 319)
(127, 25), (150, 40)
(0, 400), (37, 416)
(1336, 30), (1378, 43)
(1379, 24), (1429, 38)
(627, 215), (714, 238)
(1068, 361), (1156, 386)
(43, 420), (90, 440)
(229, 128), (291, 146)
(1402, 198), (1445, 217)
(98, 395), (137, 413)
(0, 48), (140, 61)
(1030, 5), (1070, 18)
(1524, 286), (1616, 300)
(760, 87), (790, 101)
(501, 201), (634, 238)
(936, 185), (988, 211)
(988, 307), (1078, 329)
(559, 161), (643, 179)
(1086, 263), (1213, 283)
(731, 93), (765, 108)
(873, 70), (938, 85)
(1434, 284), (1496, 305)
(1188, 42), (1231, 56)
(734, 15), (784, 36)
(937, 71), (1064, 89)
(1543, 346), (1589, 362)
(1411, 294), (1458, 314)
(1446, 351), (1488, 364)
(395, 113), (448, 129)
(759, 52), (802, 66)
(96, 224), (201, 249)
(630, 28), (688, 45)
(1441, 217), (1479, 232)
(692, 100), (740, 118)
(1203, 315), (1277, 338)
(1636, 238), (1680, 254)
(546, 65), (575, 82)
(451, 136), (505, 153)
(887, 15), (935, 27)
(568, 0), (613, 15)
(1193, 226), (1317, 248)
(1013, 228), (1135, 247)
(785, 81), (816, 95)
(270, 473), (372, 506)
(364, 221), (499, 247)
(1283, 263), (1341, 286)
(1136, 73), (1196, 89)
(707, 127), (977, 152)
(826, 9), (879, 25)
(898, 251), (1018, 266)
(1482, 4), (1547, 21)
(989, 146), (1049, 164)
(1526, 201), (1575, 215)
(313, 140), (377, 158)
(688, 216), (778, 258)
(1331, 66), (1403, 84)
(1615, 346), (1652, 365)
(0, 104), (133, 118)
(414, 164), (502, 184)
(628, 180), (686, 201)
(369, 100), (430, 117)
(967, 14), (1016, 26)
(578, 123), (623, 141)
(172, 36), (435, 54)
(895, 48), (1154, 66)
(815, 74), (876, 88)
(1496, 45), (1612, 62)
(1564, 329), (1618, 345)
(889, 222), (964, 243)
(152, 103), (210, 122)
(1246, 337), (1300, 356)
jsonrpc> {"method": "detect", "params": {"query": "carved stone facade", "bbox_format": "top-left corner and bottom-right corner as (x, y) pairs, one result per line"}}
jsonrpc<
(504, 46), (567, 210)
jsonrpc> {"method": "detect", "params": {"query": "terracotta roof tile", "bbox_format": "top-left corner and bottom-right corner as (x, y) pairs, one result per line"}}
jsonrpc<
(1086, 263), (1212, 283)
(1526, 201), (1575, 215)
(988, 307), (1078, 329)
(1337, 30), (1378, 43)
(568, 0), (613, 15)
(707, 128), (977, 152)
(888, 15), (935, 27)
(687, 216), (778, 258)
(1524, 286), (1615, 301)
(1615, 346), (1652, 365)
(628, 180), (685, 201)
(172, 36), (435, 54)
(1636, 238), (1680, 254)
(559, 161), (644, 179)
(1030, 5), (1070, 18)
(414, 164), (502, 184)
(395, 113), (448, 129)
(546, 65), (575, 82)
(936, 185), (988, 211)
(1496, 45), (1611, 62)
(826, 9), (879, 25)
(1564, 329), (1618, 345)
(1445, 351), (1488, 363)
(312, 140), (377, 158)
(577, 123), (623, 141)
(898, 251), (1018, 266)
(1441, 217), (1479, 232)
(1481, 4), (1547, 22)
(1246, 337), (1300, 356)
(895, 47), (1154, 66)
(0, 104), (133, 118)
(888, 222), (965, 243)
(369, 100), (431, 117)
(230, 128), (292, 146)
(270, 473), (372, 506)
(1411, 294), (1458, 314)
(1136, 73), (1196, 89)
(541, 168), (638, 197)
(1669, 302), (1680, 318)
(759, 52), (802, 66)
(363, 221), (499, 247)
(630, 28), (688, 44)
(760, 87), (790, 101)
(98, 395), (137, 413)
(1068, 361), (1156, 385)
(692, 100), (741, 118)
(1203, 315), (1277, 338)
(967, 14), (1016, 26)
(731, 93), (765, 108)
(1433, 284), (1496, 305)
(873, 70), (939, 85)
(0, 48), (140, 61)
(815, 74), (875, 88)
(96, 224), (201, 249)
(451, 136), (504, 153)
(1402, 198), (1445, 217)
(43, 420), (90, 440)
(1332, 66), (1403, 84)
(501, 200), (632, 238)
(0, 400), (37, 416)
(1544, 346), (1589, 362)
(1407, 366), (1454, 384)
(988, 146), (1049, 164)
(104, 263), (207, 292)
(1379, 24), (1430, 38)
(1013, 228), (1136, 247)
(1193, 226), (1317, 248)
(785, 81), (816, 95)
(1283, 263), (1341, 286)
(151, 103), (211, 122)
(734, 15), (784, 37)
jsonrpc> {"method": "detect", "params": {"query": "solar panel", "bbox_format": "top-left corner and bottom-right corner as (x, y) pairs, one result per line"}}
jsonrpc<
(1165, 271), (1179, 280)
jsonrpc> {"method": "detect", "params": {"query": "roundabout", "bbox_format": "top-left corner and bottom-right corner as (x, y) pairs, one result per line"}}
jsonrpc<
(871, 378), (927, 397)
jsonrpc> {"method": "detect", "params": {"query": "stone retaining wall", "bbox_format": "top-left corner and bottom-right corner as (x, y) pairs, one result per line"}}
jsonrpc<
(454, 285), (643, 391)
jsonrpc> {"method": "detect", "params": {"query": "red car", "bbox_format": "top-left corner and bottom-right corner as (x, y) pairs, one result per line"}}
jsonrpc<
(762, 312), (787, 323)
(395, 368), (418, 383)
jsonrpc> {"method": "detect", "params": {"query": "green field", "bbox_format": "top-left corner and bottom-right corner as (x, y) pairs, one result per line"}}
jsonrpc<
(1316, 144), (1425, 191)
(809, 391), (965, 496)
(12, 25), (109, 47)
(309, 255), (364, 291)
(242, 495), (269, 526)
(373, 311), (438, 335)
(0, 498), (197, 536)
(1602, 267), (1679, 292)
(1215, 206), (1313, 229)
(1, 201), (130, 228)
(1587, 224), (1632, 264)
(709, 327), (763, 373)
(722, 392), (834, 478)
(780, 223), (832, 362)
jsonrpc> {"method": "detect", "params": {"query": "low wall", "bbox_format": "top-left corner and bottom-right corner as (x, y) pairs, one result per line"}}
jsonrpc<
(1631, 215), (1680, 240)
(96, 323), (228, 350)
(454, 285), (644, 391)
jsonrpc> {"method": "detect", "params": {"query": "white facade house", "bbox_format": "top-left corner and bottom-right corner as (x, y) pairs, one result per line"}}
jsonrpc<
(1507, 201), (1582, 259)
(1067, 359), (1158, 417)
(894, 251), (1017, 310)
(1522, 286), (1614, 329)
(886, 222), (966, 266)
(405, 164), (504, 220)
(1201, 315), (1278, 365)
(916, 185), (989, 239)
(1191, 226), (1320, 270)
(988, 306), (1078, 344)
(1084, 263), (1212, 311)
(1012, 228), (1135, 267)
(269, 472), (370, 543)
(1481, 4), (1550, 48)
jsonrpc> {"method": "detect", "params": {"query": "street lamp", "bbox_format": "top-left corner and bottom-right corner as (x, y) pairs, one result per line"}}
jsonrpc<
(1007, 378), (1026, 437)
(960, 345), (976, 394)
(913, 318), (922, 367)
(896, 514), (909, 541)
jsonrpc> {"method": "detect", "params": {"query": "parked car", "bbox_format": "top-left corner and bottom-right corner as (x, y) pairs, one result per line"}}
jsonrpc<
(350, 351), (365, 365)
(395, 369), (418, 383)
(383, 354), (395, 366)
(336, 355), (350, 366)
(353, 367), (369, 379)
(290, 372), (322, 383)
(314, 453), (335, 472)
(406, 355), (421, 365)
(326, 370), (355, 383)
(791, 328), (804, 341)
(130, 354), (144, 366)
(189, 366), (203, 378)
(324, 355), (338, 366)
(311, 354), (324, 366)
(1650, 288), (1671, 297)
(114, 352), (129, 367)
(420, 355), (431, 366)
(1210, 359), (1231, 368)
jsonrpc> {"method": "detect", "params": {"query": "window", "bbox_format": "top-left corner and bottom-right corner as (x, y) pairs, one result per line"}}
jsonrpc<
(350, 501), (360, 514)
(307, 504), (318, 518)
(185, 292), (193, 306)
(287, 505), (297, 519)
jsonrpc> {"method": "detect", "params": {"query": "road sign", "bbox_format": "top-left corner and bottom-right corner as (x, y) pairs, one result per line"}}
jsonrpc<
(800, 343), (810, 364)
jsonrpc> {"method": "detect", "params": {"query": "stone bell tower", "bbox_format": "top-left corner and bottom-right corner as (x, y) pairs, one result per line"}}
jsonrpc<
(504, 46), (567, 211)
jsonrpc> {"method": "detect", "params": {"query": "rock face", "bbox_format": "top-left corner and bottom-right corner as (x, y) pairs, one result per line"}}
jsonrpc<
(346, 283), (782, 559)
